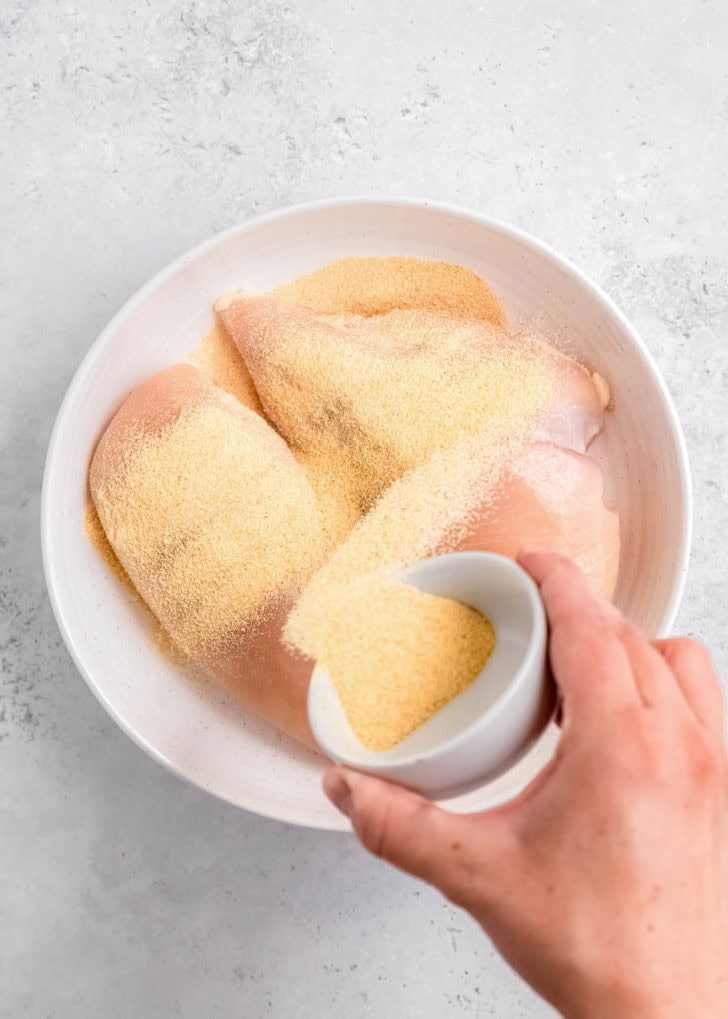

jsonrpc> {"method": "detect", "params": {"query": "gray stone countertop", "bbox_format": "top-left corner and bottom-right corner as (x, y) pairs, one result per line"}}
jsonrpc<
(2, 1), (727, 1015)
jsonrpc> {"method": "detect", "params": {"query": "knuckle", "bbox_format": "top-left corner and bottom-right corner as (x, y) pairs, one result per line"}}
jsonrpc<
(615, 618), (632, 639)
(357, 797), (435, 865)
(355, 801), (390, 859)
(668, 636), (694, 652)
(590, 703), (727, 800)
(684, 731), (723, 786)
(611, 708), (668, 777)
(613, 705), (649, 749)
(671, 636), (712, 664)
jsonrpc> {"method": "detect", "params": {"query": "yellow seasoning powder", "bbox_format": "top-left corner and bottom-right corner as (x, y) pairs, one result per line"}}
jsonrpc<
(86, 256), (586, 751)
(84, 501), (192, 666)
(272, 255), (506, 326)
(83, 501), (139, 600)
(190, 256), (504, 417)
(187, 322), (264, 414)
(215, 298), (560, 517)
(305, 577), (496, 751)
(194, 256), (512, 543)
(90, 385), (329, 661)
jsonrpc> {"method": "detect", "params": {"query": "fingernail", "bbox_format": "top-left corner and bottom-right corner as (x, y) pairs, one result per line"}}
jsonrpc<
(323, 768), (353, 818)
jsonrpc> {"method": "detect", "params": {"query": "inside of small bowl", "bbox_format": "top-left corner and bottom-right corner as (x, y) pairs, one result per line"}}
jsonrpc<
(308, 553), (543, 766)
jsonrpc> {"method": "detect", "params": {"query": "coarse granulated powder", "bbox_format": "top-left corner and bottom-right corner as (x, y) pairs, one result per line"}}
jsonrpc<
(272, 255), (506, 324)
(88, 256), (602, 747)
(302, 576), (496, 751)
(215, 299), (562, 515)
(90, 388), (328, 660)
(189, 254), (515, 550)
(190, 256), (513, 541)
(84, 501), (192, 665)
(188, 322), (264, 414)
(284, 433), (512, 661)
(84, 501), (139, 598)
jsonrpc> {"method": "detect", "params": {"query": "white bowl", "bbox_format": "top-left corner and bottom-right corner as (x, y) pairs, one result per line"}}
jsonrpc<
(41, 197), (692, 831)
(309, 552), (553, 798)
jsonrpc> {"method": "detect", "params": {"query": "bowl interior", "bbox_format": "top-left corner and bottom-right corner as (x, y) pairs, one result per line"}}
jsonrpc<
(42, 198), (691, 830)
(310, 552), (546, 767)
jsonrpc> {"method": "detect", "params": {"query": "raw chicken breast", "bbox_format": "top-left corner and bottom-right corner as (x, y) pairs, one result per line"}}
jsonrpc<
(88, 296), (619, 752)
(461, 443), (620, 598)
(89, 364), (322, 747)
(216, 295), (609, 511)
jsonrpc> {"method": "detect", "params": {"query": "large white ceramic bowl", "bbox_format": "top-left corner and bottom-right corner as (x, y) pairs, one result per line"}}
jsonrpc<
(41, 197), (692, 831)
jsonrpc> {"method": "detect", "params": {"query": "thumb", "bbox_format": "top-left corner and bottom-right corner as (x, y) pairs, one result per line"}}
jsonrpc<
(324, 766), (495, 901)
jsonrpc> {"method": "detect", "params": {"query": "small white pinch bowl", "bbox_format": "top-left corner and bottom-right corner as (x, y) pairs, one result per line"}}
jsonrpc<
(41, 197), (691, 830)
(309, 552), (555, 799)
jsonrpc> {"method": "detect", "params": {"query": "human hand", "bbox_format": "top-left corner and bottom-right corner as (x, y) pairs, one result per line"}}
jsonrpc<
(324, 552), (728, 1018)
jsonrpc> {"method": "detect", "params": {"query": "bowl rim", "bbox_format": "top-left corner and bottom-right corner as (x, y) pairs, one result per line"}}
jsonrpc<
(40, 194), (693, 825)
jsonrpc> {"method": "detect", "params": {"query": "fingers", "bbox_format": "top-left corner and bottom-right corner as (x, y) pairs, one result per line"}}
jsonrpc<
(324, 767), (506, 905)
(518, 550), (622, 631)
(519, 552), (722, 735)
(652, 638), (725, 739)
(618, 626), (686, 711)
(518, 551), (640, 719)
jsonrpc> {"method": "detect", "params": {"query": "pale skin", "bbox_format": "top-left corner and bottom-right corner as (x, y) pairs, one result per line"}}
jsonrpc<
(324, 552), (728, 1018)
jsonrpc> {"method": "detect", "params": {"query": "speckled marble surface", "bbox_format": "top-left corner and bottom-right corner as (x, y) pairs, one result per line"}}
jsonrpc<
(2, 2), (728, 1016)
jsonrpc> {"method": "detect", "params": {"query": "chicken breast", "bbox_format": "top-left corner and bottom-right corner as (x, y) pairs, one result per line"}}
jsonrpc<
(88, 298), (619, 750)
(216, 295), (609, 512)
(461, 443), (620, 598)
(89, 364), (324, 747)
